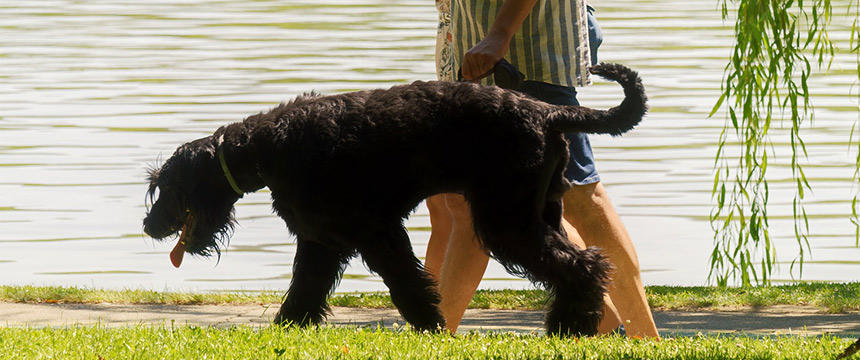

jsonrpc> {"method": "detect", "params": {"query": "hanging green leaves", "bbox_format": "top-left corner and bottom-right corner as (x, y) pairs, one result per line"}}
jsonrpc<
(711, 0), (836, 286)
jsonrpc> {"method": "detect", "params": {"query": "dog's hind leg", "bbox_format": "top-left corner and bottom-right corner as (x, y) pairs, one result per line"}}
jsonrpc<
(540, 241), (612, 337)
(539, 136), (573, 234)
(357, 224), (445, 332)
(490, 227), (609, 336)
(274, 238), (352, 327)
(469, 188), (610, 336)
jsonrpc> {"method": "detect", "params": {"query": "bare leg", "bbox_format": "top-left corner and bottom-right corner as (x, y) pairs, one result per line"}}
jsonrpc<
(562, 220), (622, 334)
(424, 194), (451, 279)
(467, 185), (610, 336)
(426, 193), (622, 334)
(563, 182), (659, 339)
(426, 193), (488, 334)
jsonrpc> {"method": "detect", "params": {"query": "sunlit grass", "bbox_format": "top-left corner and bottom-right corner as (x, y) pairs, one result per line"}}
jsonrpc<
(2, 283), (857, 313)
(646, 282), (860, 313)
(0, 326), (855, 360)
(0, 285), (283, 305)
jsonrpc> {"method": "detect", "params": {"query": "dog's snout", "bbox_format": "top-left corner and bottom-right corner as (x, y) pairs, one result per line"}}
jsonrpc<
(143, 216), (161, 238)
(143, 212), (178, 239)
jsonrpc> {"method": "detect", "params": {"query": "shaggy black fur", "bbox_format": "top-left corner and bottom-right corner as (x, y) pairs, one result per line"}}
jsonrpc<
(143, 63), (647, 335)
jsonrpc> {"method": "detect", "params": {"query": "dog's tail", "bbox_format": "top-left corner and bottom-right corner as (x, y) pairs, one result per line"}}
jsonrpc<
(548, 63), (647, 136)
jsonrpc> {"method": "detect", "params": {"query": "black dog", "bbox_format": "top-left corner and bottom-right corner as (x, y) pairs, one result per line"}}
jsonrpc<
(143, 63), (646, 336)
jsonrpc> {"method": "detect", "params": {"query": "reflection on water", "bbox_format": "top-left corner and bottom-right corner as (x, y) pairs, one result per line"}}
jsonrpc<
(0, 0), (858, 292)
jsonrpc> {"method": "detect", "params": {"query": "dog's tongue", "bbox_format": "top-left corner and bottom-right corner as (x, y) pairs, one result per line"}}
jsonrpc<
(170, 237), (186, 268)
(170, 220), (190, 268)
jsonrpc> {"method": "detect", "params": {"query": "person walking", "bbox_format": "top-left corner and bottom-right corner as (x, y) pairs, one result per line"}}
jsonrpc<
(425, 0), (660, 338)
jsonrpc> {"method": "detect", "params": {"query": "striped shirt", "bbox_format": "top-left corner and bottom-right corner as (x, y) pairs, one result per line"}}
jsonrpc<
(441, 0), (591, 87)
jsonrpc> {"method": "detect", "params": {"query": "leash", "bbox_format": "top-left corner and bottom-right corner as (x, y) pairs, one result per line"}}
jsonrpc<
(456, 58), (525, 90)
(218, 147), (244, 197)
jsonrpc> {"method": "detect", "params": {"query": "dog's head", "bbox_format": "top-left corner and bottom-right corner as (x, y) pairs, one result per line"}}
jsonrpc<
(143, 135), (242, 267)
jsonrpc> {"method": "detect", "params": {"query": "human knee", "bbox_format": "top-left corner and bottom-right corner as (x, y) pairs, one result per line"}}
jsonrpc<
(561, 220), (586, 249)
(563, 183), (609, 217)
(426, 194), (448, 216)
(613, 251), (642, 275)
(443, 193), (472, 219)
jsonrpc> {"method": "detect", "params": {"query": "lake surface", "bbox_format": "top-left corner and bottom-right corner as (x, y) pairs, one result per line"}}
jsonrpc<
(1, 0), (858, 293)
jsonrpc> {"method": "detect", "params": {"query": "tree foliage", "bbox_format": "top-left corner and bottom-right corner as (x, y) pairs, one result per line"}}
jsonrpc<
(709, 0), (860, 286)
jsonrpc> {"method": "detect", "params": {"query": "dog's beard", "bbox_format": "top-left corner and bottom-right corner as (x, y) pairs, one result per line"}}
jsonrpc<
(172, 208), (236, 266)
(144, 186), (237, 267)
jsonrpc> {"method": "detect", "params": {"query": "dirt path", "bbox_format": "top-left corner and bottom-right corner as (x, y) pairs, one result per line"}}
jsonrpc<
(1, 302), (857, 337)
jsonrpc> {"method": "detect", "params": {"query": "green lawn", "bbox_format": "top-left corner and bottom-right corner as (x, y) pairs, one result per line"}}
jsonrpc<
(3, 283), (856, 312)
(0, 326), (855, 360)
(2, 284), (858, 359)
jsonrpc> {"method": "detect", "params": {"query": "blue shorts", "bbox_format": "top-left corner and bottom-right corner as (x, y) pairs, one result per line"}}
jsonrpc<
(513, 10), (603, 185)
(517, 82), (600, 185)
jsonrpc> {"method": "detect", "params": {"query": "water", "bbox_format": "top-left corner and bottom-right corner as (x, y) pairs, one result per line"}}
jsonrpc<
(1, 0), (858, 293)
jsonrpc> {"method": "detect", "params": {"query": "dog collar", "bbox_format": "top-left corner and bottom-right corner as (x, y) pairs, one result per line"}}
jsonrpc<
(218, 148), (244, 197)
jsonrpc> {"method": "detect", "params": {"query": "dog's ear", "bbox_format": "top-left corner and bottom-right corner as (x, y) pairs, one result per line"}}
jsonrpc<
(146, 165), (161, 187)
(145, 158), (165, 207)
(146, 168), (159, 204)
(171, 136), (217, 175)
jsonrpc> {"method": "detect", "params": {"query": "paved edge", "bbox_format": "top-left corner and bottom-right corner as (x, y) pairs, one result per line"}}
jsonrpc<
(0, 302), (857, 337)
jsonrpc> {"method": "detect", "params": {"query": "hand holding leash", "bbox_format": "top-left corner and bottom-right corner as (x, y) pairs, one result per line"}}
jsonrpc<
(456, 59), (525, 90)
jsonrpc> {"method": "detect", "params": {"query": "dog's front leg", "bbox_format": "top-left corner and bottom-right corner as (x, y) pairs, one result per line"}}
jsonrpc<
(274, 239), (350, 327)
(357, 225), (445, 333)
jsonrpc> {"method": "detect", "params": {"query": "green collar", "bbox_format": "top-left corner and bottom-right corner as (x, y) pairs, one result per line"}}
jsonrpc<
(218, 148), (244, 197)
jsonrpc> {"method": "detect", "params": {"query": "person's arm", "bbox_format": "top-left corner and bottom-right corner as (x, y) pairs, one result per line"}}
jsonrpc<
(461, 0), (538, 80)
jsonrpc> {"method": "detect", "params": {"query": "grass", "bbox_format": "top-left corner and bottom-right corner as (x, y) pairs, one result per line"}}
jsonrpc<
(0, 285), (284, 305)
(2, 284), (857, 359)
(1, 282), (858, 313)
(645, 283), (860, 313)
(0, 326), (855, 360)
